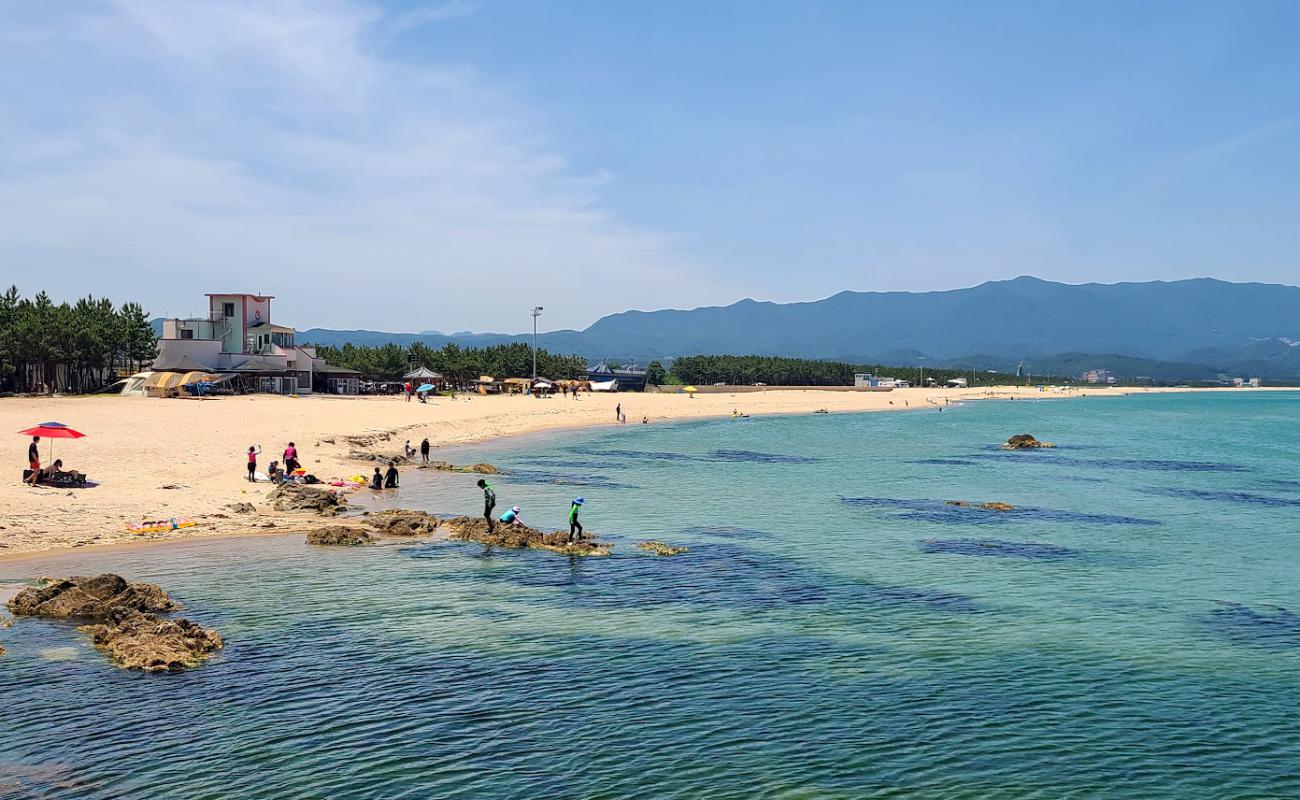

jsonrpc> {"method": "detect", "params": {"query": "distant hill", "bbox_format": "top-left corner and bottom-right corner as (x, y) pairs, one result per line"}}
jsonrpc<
(157, 277), (1300, 381)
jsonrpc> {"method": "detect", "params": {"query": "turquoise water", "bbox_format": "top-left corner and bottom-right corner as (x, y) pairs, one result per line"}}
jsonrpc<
(3, 392), (1299, 798)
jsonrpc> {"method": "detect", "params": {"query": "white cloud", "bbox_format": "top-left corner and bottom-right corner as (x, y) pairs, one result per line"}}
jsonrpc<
(0, 0), (727, 330)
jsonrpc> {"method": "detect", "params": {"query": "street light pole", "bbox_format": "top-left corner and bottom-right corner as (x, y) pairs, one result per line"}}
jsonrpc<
(531, 306), (544, 382)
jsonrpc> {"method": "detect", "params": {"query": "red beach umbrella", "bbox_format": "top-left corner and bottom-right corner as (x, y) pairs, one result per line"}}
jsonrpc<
(18, 422), (86, 462)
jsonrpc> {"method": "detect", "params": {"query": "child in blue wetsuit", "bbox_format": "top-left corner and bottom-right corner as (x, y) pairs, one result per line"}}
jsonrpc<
(568, 497), (584, 543)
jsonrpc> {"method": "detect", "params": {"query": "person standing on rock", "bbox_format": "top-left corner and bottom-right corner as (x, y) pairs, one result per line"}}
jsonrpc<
(420, 437), (430, 463)
(568, 497), (585, 543)
(478, 478), (497, 532)
(246, 445), (262, 482)
(385, 460), (400, 489)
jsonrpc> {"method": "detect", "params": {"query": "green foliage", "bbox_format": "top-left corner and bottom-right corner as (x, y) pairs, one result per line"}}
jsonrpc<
(310, 340), (588, 382)
(667, 354), (1060, 387)
(645, 360), (666, 385)
(0, 286), (158, 393)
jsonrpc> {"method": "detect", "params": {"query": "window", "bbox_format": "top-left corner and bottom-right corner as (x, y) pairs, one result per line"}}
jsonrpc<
(223, 302), (235, 318)
(180, 329), (194, 340)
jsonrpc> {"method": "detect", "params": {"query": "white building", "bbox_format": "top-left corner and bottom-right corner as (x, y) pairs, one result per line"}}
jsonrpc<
(156, 293), (352, 394)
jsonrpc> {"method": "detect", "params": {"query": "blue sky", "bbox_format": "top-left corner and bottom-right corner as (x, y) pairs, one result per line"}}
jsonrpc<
(1, 1), (1297, 331)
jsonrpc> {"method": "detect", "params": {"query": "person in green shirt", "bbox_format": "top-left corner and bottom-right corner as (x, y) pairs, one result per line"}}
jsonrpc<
(568, 497), (585, 543)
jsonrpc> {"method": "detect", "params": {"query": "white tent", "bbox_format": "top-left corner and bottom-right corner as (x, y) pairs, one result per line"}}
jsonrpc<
(589, 379), (618, 392)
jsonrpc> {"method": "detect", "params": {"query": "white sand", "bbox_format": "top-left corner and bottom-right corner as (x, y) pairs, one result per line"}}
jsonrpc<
(0, 385), (1240, 558)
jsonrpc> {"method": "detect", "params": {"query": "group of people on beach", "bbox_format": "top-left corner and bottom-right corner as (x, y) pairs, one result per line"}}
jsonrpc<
(22, 434), (85, 487)
(239, 435), (586, 541)
(246, 441), (308, 484)
(403, 438), (432, 462)
(477, 477), (585, 543)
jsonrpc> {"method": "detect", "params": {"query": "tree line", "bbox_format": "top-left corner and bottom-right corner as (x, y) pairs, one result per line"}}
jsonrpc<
(0, 287), (158, 394)
(310, 341), (589, 382)
(660, 354), (1057, 387)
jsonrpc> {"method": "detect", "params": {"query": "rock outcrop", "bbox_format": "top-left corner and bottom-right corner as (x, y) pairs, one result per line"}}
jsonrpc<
(945, 500), (1017, 511)
(268, 484), (346, 516)
(348, 450), (410, 464)
(441, 516), (611, 556)
(8, 575), (222, 672)
(636, 541), (689, 556)
(7, 574), (177, 620)
(416, 461), (502, 474)
(369, 509), (439, 536)
(305, 526), (376, 546)
(1002, 434), (1055, 450)
(225, 502), (257, 514)
(79, 608), (223, 672)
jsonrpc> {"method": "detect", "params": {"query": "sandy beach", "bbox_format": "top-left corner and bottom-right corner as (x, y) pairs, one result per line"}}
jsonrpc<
(0, 385), (1241, 558)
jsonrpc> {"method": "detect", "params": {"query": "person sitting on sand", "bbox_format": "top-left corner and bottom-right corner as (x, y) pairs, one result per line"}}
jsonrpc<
(384, 461), (400, 489)
(267, 460), (285, 484)
(370, 466), (383, 490)
(478, 478), (497, 532)
(246, 445), (262, 482)
(568, 497), (584, 543)
(26, 435), (40, 486)
(642, 416), (649, 424)
(500, 505), (523, 526)
(404, 440), (414, 459)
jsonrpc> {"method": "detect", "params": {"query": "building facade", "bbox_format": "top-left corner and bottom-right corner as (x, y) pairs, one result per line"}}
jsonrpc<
(157, 293), (349, 394)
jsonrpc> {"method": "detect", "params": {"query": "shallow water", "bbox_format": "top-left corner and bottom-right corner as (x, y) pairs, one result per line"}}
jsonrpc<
(3, 392), (1300, 798)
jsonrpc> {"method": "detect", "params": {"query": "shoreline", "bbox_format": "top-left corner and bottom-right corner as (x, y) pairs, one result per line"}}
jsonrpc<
(0, 386), (1287, 562)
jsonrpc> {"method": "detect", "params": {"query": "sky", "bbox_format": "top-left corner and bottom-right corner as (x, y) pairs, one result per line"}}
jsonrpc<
(0, 0), (1297, 332)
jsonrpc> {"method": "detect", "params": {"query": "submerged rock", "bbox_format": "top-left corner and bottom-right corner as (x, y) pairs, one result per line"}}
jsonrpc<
(306, 526), (375, 546)
(268, 484), (346, 516)
(636, 541), (689, 556)
(79, 608), (223, 672)
(369, 509), (439, 536)
(7, 574), (177, 620)
(441, 516), (611, 556)
(1002, 433), (1055, 450)
(945, 500), (1017, 511)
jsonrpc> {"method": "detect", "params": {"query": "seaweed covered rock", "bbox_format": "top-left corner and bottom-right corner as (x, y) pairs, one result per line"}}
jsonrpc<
(1002, 434), (1055, 450)
(7, 574), (177, 620)
(306, 526), (375, 546)
(79, 608), (223, 672)
(636, 541), (689, 556)
(349, 450), (410, 464)
(268, 484), (346, 516)
(441, 516), (611, 556)
(417, 461), (502, 474)
(945, 500), (1017, 511)
(369, 509), (439, 536)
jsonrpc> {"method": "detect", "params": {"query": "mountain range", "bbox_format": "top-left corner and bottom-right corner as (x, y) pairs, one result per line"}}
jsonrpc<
(229, 277), (1300, 381)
